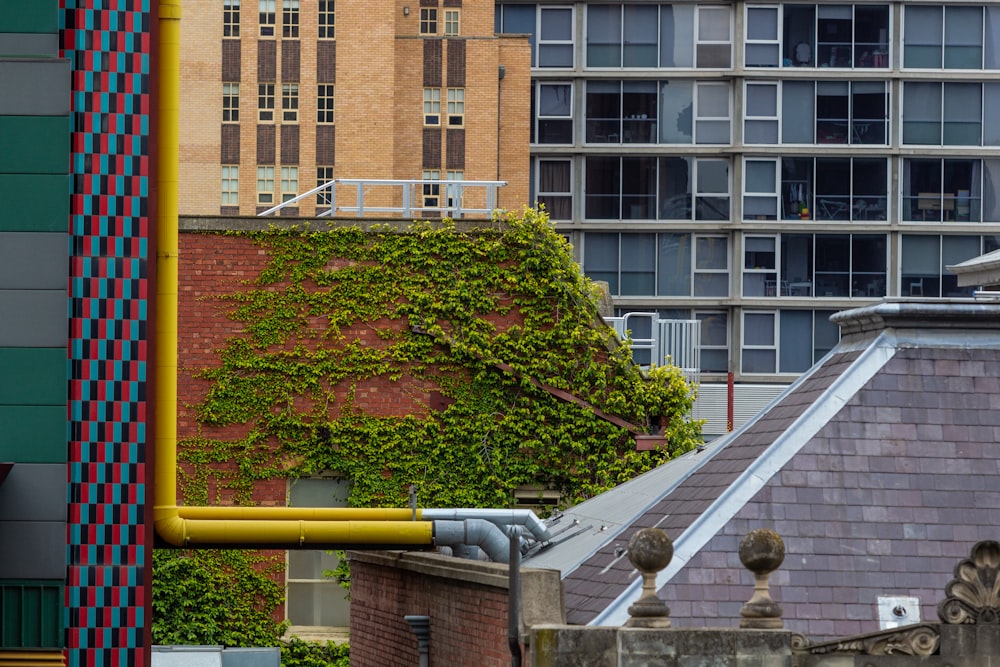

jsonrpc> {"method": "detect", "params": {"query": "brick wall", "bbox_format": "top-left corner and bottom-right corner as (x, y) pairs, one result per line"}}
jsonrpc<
(349, 550), (564, 667)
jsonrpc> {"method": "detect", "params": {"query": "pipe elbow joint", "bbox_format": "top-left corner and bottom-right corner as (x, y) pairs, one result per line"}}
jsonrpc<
(153, 506), (187, 547)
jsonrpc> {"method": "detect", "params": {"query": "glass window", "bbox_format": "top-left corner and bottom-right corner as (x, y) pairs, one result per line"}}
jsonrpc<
(318, 0), (334, 39)
(585, 156), (620, 219)
(658, 80), (693, 143)
(536, 83), (573, 144)
(694, 82), (730, 144)
(905, 5), (988, 69)
(743, 235), (777, 297)
(223, 83), (239, 122)
(902, 81), (985, 146)
(282, 0), (299, 38)
(446, 88), (465, 127)
(781, 157), (887, 221)
(259, 0), (276, 37)
(420, 8), (438, 34)
(746, 6), (779, 67)
(224, 0), (241, 38)
(497, 5), (537, 64)
(539, 6), (574, 67)
(584, 233), (620, 292)
(221, 165), (239, 206)
(779, 310), (839, 372)
(587, 5), (623, 67)
(695, 158), (729, 220)
(536, 159), (572, 220)
(697, 311), (729, 372)
(624, 5), (659, 67)
(444, 9), (460, 36)
(422, 169), (440, 208)
(742, 311), (777, 373)
(282, 83), (299, 122)
(744, 82), (778, 143)
(657, 233), (692, 296)
(945, 6), (983, 68)
(781, 81), (815, 143)
(622, 157), (657, 219)
(944, 83), (982, 145)
(256, 165), (275, 204)
(658, 156), (692, 219)
(694, 236), (729, 296)
(317, 84), (334, 124)
(661, 5), (695, 67)
(696, 6), (732, 68)
(286, 478), (351, 627)
(280, 166), (298, 203)
(258, 83), (275, 122)
(778, 4), (889, 69)
(744, 159), (778, 220)
(903, 159), (983, 222)
(316, 166), (334, 208)
(621, 234), (657, 295)
(423, 88), (441, 126)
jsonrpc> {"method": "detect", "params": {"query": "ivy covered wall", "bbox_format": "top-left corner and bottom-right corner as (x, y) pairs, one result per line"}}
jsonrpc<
(173, 209), (703, 511)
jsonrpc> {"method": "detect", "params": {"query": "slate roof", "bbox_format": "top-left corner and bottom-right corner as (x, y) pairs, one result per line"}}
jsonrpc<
(532, 300), (1000, 639)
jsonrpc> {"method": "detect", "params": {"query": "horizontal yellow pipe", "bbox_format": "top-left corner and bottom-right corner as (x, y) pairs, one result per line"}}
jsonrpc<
(178, 506), (424, 521)
(0, 652), (65, 667)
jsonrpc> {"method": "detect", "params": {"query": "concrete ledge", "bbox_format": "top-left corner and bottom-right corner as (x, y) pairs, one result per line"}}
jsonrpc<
(179, 215), (505, 233)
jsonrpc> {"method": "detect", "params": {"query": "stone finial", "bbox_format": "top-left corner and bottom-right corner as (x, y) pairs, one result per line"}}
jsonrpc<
(625, 527), (673, 628)
(739, 528), (785, 629)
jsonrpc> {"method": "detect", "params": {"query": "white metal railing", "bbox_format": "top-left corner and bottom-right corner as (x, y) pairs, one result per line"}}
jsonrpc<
(607, 313), (701, 386)
(257, 178), (507, 219)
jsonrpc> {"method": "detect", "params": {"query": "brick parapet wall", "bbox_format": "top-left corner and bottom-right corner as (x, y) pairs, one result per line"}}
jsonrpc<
(348, 550), (564, 667)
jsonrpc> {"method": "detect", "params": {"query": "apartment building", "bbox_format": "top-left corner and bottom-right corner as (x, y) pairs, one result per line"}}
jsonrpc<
(179, 0), (531, 218)
(498, 1), (1000, 411)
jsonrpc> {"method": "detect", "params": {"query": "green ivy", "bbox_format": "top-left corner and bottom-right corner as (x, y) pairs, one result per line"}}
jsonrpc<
(155, 208), (703, 659)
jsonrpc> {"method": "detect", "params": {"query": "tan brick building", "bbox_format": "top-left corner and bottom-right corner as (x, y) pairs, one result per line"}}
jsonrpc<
(179, 0), (531, 218)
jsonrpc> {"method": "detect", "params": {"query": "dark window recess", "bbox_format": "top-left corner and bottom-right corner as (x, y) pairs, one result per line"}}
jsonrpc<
(279, 207), (299, 217)
(316, 125), (336, 164)
(424, 40), (443, 87)
(221, 124), (240, 163)
(257, 125), (276, 163)
(420, 0), (437, 6)
(282, 40), (300, 82)
(446, 129), (465, 169)
(258, 40), (276, 80)
(281, 125), (300, 163)
(447, 39), (466, 86)
(443, 0), (461, 6)
(221, 206), (240, 215)
(222, 40), (241, 81)
(317, 40), (336, 83)
(423, 128), (442, 168)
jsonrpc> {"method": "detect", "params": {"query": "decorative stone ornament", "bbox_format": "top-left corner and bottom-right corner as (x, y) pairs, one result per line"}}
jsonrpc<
(738, 528), (785, 629)
(939, 539), (1000, 625)
(625, 527), (674, 628)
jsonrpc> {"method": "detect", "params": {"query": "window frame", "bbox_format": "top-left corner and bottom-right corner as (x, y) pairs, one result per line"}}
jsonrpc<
(901, 81), (996, 147)
(224, 0), (241, 38)
(258, 83), (275, 122)
(420, 8), (438, 35)
(223, 82), (240, 123)
(762, 3), (891, 70)
(535, 81), (573, 144)
(282, 83), (299, 122)
(318, 0), (335, 39)
(903, 5), (994, 70)
(316, 166), (334, 208)
(423, 88), (441, 126)
(695, 5), (733, 68)
(446, 88), (465, 127)
(221, 165), (239, 206)
(256, 165), (275, 204)
(535, 158), (573, 220)
(259, 0), (276, 37)
(745, 5), (780, 67)
(741, 310), (778, 373)
(282, 0), (299, 38)
(317, 84), (335, 124)
(280, 165), (299, 203)
(422, 169), (441, 209)
(537, 5), (575, 68)
(900, 234), (994, 297)
(444, 9), (460, 36)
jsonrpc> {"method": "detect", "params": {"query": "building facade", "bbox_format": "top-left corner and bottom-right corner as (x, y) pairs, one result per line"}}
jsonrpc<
(178, 0), (531, 218)
(501, 1), (1000, 396)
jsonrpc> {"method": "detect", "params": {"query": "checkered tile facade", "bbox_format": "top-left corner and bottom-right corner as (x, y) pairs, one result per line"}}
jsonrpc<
(61, 1), (152, 665)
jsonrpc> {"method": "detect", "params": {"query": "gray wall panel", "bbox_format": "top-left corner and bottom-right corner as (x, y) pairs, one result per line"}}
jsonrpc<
(0, 60), (70, 115)
(0, 464), (65, 521)
(0, 290), (67, 347)
(0, 33), (59, 57)
(0, 232), (67, 289)
(0, 521), (65, 578)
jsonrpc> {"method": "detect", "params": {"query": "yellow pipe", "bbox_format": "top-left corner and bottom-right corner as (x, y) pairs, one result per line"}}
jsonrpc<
(153, 1), (434, 549)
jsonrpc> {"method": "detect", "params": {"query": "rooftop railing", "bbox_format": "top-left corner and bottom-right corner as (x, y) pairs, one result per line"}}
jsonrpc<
(258, 178), (507, 219)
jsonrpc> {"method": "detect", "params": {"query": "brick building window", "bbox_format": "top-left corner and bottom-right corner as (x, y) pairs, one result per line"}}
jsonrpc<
(447, 88), (464, 126)
(259, 0), (276, 36)
(423, 88), (441, 125)
(258, 83), (275, 121)
(317, 84), (335, 123)
(420, 8), (438, 35)
(286, 478), (351, 629)
(282, 83), (299, 122)
(224, 0), (240, 37)
(281, 165), (299, 202)
(223, 83), (240, 122)
(257, 165), (275, 203)
(446, 170), (464, 208)
(319, 0), (335, 39)
(317, 166), (334, 207)
(444, 9), (460, 35)
(423, 169), (441, 207)
(282, 0), (299, 37)
(222, 165), (239, 205)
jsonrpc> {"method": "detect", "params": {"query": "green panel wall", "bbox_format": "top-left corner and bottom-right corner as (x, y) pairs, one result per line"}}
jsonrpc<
(0, 406), (65, 463)
(0, 581), (63, 648)
(0, 1), (59, 34)
(0, 117), (68, 174)
(0, 176), (68, 231)
(0, 349), (65, 405)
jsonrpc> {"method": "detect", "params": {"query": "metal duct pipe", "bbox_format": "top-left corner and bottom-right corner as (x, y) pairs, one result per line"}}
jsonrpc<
(508, 526), (523, 667)
(434, 519), (511, 563)
(422, 508), (553, 543)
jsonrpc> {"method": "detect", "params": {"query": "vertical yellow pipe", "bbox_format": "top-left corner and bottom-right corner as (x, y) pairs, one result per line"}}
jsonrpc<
(155, 0), (182, 522)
